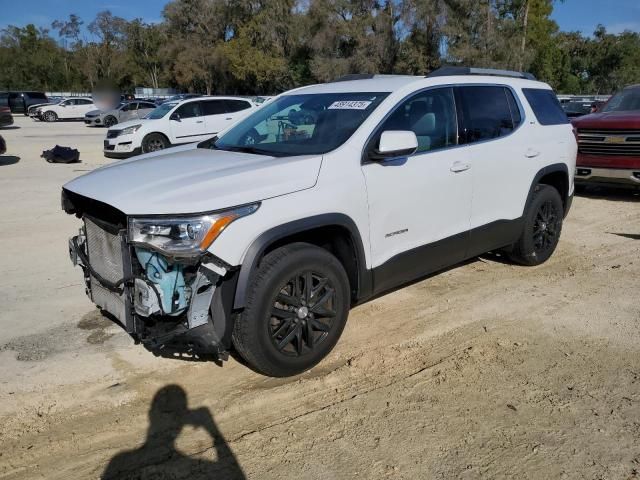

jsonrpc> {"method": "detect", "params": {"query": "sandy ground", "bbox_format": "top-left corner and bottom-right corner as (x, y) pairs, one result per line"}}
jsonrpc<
(0, 116), (639, 480)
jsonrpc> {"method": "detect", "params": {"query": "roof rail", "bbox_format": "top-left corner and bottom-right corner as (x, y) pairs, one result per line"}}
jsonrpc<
(426, 67), (536, 81)
(329, 74), (415, 83)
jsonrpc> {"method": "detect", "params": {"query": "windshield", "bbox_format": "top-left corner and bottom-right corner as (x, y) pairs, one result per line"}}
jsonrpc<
(146, 102), (178, 119)
(601, 88), (640, 113)
(212, 92), (389, 157)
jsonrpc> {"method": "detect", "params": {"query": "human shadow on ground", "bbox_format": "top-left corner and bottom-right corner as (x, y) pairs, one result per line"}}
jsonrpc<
(102, 385), (246, 480)
(0, 156), (20, 166)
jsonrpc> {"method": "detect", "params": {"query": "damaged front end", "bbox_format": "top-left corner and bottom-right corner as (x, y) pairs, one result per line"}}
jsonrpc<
(64, 189), (257, 361)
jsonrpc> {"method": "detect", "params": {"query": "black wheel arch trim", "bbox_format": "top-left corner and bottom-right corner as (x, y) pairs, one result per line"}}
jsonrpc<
(524, 163), (570, 216)
(232, 213), (370, 310)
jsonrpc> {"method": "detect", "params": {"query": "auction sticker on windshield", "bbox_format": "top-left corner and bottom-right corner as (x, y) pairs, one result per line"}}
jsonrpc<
(328, 100), (372, 110)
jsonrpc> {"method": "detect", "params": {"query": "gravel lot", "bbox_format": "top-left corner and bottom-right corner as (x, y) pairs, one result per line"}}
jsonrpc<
(1, 116), (639, 479)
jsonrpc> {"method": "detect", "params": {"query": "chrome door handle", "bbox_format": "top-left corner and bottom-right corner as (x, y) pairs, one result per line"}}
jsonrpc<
(525, 148), (540, 158)
(450, 162), (471, 173)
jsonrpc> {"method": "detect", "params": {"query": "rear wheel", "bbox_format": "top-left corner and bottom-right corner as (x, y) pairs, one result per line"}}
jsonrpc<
(232, 243), (350, 377)
(141, 133), (169, 153)
(509, 184), (563, 266)
(104, 115), (117, 128)
(43, 111), (57, 122)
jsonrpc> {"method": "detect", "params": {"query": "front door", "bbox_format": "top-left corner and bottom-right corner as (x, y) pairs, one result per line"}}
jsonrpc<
(169, 102), (206, 143)
(361, 87), (473, 292)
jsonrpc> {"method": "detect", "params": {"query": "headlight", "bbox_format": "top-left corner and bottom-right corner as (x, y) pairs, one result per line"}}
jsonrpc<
(128, 204), (259, 256)
(121, 124), (142, 135)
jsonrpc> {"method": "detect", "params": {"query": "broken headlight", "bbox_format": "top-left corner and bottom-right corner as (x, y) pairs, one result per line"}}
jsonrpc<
(128, 204), (259, 256)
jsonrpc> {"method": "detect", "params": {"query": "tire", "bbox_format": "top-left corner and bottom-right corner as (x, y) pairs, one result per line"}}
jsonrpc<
(141, 133), (169, 153)
(232, 243), (350, 377)
(43, 111), (58, 123)
(104, 115), (117, 128)
(509, 184), (564, 266)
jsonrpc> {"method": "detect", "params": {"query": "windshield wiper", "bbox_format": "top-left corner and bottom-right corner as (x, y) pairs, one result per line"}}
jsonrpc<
(215, 145), (279, 156)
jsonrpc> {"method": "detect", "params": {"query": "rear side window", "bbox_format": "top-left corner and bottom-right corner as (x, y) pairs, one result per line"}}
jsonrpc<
(27, 92), (47, 99)
(201, 100), (226, 115)
(457, 86), (518, 143)
(225, 99), (252, 113)
(522, 88), (569, 125)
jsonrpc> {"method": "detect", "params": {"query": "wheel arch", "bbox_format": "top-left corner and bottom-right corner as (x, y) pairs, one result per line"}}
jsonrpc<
(232, 213), (371, 310)
(524, 163), (570, 216)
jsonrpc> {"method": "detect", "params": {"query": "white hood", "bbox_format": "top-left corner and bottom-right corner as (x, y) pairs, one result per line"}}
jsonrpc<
(63, 146), (322, 215)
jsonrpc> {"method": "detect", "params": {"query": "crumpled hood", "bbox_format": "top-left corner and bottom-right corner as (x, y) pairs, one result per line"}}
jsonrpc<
(571, 110), (640, 130)
(63, 146), (322, 215)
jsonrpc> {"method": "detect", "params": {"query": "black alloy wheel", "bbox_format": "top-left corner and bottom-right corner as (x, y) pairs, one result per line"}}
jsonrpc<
(532, 199), (560, 256)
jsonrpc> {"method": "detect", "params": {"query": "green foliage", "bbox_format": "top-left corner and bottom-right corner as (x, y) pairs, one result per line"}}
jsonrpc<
(0, 1), (638, 94)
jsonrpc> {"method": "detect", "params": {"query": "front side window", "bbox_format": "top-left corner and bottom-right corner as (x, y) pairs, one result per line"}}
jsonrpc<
(213, 92), (389, 157)
(458, 86), (520, 143)
(600, 87), (640, 113)
(175, 102), (201, 119)
(377, 87), (457, 153)
(522, 88), (569, 125)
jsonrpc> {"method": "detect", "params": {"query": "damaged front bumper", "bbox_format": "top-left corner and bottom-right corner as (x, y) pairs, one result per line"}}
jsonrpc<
(69, 215), (235, 360)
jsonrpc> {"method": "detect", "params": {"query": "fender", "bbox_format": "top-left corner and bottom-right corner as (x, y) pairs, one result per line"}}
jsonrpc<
(523, 163), (570, 216)
(232, 213), (371, 310)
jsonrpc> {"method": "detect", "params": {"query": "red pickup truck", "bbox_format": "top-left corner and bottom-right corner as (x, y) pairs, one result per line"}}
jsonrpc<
(572, 84), (640, 189)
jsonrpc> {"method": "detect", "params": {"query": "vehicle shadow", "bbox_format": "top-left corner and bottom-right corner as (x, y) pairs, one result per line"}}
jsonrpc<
(102, 385), (246, 480)
(0, 125), (20, 130)
(0, 156), (20, 166)
(608, 232), (640, 240)
(576, 185), (640, 203)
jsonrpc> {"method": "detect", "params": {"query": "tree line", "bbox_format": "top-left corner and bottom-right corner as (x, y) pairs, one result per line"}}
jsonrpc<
(0, 0), (638, 95)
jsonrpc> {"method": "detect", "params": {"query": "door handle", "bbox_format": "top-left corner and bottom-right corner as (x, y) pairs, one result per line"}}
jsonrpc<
(450, 162), (471, 173)
(196, 120), (204, 124)
(525, 148), (540, 158)
(225, 117), (233, 120)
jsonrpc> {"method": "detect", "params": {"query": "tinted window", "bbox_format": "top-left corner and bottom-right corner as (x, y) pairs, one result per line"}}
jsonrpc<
(201, 100), (226, 116)
(522, 88), (569, 125)
(139, 102), (155, 109)
(505, 89), (522, 126)
(378, 87), (457, 153)
(600, 87), (640, 113)
(77, 98), (93, 105)
(225, 99), (252, 113)
(27, 92), (47, 99)
(175, 102), (201, 118)
(121, 103), (133, 111)
(458, 86), (516, 143)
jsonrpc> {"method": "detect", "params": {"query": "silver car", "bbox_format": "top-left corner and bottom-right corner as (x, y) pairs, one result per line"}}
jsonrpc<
(84, 100), (157, 127)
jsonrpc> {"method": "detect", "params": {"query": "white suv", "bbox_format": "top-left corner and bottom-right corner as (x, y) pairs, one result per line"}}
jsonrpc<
(39, 98), (96, 122)
(103, 96), (255, 158)
(63, 68), (576, 377)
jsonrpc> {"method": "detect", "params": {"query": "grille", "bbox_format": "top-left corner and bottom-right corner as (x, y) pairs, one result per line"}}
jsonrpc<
(84, 217), (127, 323)
(577, 128), (640, 157)
(106, 130), (120, 139)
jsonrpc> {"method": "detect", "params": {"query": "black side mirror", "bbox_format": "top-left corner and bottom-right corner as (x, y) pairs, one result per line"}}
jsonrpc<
(171, 113), (181, 122)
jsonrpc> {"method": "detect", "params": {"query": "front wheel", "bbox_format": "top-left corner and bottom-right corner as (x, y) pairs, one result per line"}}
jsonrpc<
(141, 133), (169, 153)
(43, 111), (58, 122)
(509, 184), (564, 266)
(232, 243), (350, 377)
(103, 115), (117, 128)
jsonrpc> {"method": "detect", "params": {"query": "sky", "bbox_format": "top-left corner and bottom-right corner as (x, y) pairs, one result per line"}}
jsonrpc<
(0, 0), (638, 37)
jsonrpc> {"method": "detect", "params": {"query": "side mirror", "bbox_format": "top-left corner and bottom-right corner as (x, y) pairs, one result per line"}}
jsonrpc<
(170, 113), (181, 122)
(371, 130), (418, 160)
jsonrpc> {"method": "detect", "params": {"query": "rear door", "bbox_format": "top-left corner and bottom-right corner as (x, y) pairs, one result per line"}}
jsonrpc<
(455, 85), (534, 251)
(136, 102), (156, 119)
(224, 99), (253, 124)
(75, 98), (95, 116)
(168, 101), (207, 143)
(201, 99), (228, 135)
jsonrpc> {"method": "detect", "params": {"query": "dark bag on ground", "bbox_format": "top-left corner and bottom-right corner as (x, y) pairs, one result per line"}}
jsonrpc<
(41, 145), (80, 164)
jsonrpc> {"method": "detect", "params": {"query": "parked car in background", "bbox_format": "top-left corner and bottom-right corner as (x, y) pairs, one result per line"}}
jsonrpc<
(103, 96), (255, 158)
(562, 101), (592, 118)
(28, 101), (55, 119)
(573, 84), (640, 189)
(37, 98), (96, 122)
(0, 91), (48, 114)
(0, 106), (13, 127)
(85, 100), (157, 127)
(160, 93), (202, 104)
(66, 68), (576, 376)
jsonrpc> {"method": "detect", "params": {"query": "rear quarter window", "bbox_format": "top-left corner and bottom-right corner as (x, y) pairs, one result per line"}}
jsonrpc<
(522, 88), (569, 126)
